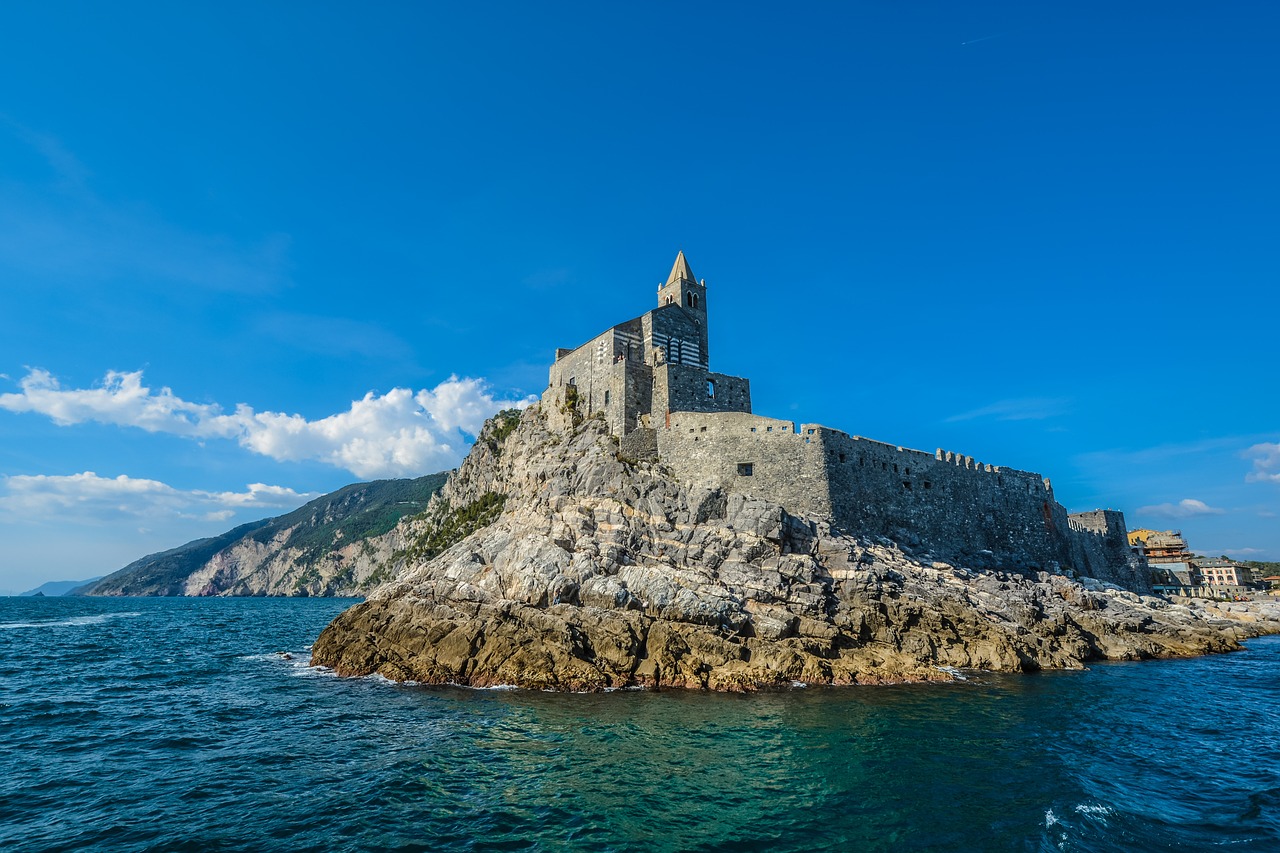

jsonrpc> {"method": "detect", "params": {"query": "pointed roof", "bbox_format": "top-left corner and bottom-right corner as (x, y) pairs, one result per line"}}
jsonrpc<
(666, 251), (697, 286)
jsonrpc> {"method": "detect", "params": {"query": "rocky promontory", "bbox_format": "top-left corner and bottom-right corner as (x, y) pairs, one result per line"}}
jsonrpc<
(312, 405), (1280, 690)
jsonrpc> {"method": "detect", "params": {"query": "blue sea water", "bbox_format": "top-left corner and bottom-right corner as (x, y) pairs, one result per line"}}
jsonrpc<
(1, 597), (1278, 852)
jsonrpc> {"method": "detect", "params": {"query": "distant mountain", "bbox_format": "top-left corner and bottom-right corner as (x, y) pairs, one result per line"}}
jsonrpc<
(20, 577), (106, 597)
(79, 473), (449, 597)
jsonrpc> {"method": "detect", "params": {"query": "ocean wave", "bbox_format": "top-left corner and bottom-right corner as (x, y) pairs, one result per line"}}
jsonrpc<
(0, 612), (141, 630)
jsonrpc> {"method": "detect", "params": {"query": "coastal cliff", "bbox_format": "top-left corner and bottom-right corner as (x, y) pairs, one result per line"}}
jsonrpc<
(312, 405), (1280, 690)
(80, 474), (447, 597)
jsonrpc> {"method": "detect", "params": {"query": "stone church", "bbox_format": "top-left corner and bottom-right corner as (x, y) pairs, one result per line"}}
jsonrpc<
(544, 253), (1144, 588)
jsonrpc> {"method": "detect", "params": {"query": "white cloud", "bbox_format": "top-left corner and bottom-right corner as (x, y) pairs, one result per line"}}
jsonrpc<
(945, 397), (1070, 423)
(0, 369), (234, 436)
(1135, 498), (1226, 519)
(0, 368), (535, 478)
(1245, 442), (1280, 484)
(0, 472), (316, 524)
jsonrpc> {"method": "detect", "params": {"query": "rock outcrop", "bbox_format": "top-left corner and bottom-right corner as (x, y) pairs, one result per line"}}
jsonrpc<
(312, 406), (1280, 690)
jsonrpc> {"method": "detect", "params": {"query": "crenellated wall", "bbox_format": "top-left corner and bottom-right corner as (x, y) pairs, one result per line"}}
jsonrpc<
(658, 412), (831, 520)
(1067, 509), (1151, 591)
(654, 410), (1139, 580)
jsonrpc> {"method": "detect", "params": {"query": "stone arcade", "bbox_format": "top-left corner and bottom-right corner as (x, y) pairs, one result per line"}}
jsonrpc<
(544, 252), (1142, 587)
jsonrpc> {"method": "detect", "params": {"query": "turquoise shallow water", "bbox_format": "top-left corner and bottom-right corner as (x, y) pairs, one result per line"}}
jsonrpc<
(2, 596), (1278, 852)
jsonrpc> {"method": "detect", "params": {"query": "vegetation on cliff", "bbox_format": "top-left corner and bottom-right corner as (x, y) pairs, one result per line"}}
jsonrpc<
(81, 473), (448, 597)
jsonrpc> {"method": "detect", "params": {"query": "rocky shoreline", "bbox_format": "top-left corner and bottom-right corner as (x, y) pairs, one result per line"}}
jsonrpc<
(311, 406), (1280, 691)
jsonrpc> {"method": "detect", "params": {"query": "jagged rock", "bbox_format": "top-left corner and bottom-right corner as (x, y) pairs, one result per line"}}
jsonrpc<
(311, 406), (1280, 690)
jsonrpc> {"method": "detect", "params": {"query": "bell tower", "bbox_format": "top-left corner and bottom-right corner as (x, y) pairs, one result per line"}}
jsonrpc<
(656, 251), (709, 365)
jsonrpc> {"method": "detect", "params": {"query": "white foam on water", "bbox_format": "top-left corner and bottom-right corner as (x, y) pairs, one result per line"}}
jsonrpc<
(1073, 802), (1114, 823)
(935, 665), (968, 681)
(1044, 808), (1060, 827)
(0, 611), (141, 630)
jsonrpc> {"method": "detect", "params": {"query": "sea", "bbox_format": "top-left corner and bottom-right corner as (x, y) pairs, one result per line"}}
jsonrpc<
(2, 596), (1278, 852)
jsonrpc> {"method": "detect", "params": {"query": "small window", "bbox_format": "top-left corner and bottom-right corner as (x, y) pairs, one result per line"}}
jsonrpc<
(839, 453), (846, 463)
(737, 463), (754, 476)
(807, 429), (815, 435)
(767, 426), (773, 432)
(924, 481), (932, 489)
(707, 380), (715, 398)
(700, 426), (707, 432)
(604, 390), (610, 405)
(903, 481), (912, 490)
(750, 427), (757, 433)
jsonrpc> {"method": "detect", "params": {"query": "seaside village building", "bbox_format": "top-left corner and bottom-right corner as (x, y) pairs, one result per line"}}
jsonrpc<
(1130, 529), (1259, 598)
(543, 253), (1146, 587)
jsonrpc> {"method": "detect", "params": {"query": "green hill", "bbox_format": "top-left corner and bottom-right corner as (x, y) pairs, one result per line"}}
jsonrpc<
(79, 472), (448, 596)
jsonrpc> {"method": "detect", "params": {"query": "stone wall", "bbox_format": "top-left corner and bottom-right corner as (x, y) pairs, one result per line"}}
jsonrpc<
(652, 411), (1145, 580)
(643, 305), (707, 370)
(657, 412), (832, 520)
(652, 364), (751, 424)
(1068, 510), (1151, 591)
(821, 430), (1067, 568)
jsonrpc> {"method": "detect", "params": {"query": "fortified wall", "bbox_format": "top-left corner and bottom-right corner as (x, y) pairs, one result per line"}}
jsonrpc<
(543, 253), (1144, 588)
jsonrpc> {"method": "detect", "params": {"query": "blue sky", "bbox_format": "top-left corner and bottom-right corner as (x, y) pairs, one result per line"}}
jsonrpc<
(2, 2), (1277, 591)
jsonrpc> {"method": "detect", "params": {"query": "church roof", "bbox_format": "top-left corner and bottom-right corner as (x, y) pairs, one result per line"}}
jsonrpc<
(666, 251), (697, 286)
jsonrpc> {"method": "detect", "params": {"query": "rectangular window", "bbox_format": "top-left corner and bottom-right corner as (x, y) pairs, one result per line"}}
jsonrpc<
(737, 463), (754, 476)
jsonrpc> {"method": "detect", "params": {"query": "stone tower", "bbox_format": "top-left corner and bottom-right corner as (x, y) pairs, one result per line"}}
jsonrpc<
(655, 251), (709, 366)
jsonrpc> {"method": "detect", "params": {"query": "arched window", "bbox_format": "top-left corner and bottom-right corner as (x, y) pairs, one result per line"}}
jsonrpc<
(707, 380), (715, 398)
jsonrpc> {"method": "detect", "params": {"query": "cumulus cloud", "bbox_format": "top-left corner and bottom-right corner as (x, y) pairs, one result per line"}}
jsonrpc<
(1245, 442), (1280, 484)
(0, 472), (315, 524)
(0, 369), (534, 478)
(1135, 498), (1226, 519)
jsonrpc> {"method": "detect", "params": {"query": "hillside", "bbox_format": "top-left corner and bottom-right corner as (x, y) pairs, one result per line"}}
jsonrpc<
(80, 473), (448, 597)
(19, 577), (104, 596)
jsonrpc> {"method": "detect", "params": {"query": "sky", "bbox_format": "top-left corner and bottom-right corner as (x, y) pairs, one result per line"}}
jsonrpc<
(1, 2), (1277, 592)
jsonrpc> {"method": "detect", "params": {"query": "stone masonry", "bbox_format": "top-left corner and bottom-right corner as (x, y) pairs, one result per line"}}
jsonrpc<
(544, 252), (1144, 587)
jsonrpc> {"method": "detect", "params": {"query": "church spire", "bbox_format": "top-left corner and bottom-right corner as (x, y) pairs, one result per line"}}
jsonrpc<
(666, 251), (697, 287)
